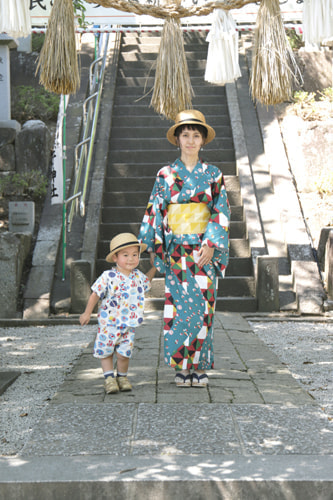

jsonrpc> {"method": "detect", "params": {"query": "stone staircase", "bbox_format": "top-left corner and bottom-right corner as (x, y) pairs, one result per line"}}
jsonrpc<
(95, 31), (257, 312)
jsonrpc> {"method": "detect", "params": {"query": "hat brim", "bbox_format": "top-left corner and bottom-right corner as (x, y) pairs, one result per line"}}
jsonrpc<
(106, 242), (147, 263)
(167, 120), (216, 146)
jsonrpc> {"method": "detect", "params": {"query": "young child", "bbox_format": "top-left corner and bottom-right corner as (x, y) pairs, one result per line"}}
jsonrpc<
(80, 233), (156, 394)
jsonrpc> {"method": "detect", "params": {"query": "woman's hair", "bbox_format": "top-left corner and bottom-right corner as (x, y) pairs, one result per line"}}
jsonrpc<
(174, 124), (208, 140)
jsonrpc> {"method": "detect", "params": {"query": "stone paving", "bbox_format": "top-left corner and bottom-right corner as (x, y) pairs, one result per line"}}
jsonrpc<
(19, 312), (332, 459)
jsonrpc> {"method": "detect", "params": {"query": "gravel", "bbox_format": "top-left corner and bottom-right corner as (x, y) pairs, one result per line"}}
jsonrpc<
(250, 320), (333, 419)
(1, 320), (332, 457)
(0, 324), (95, 456)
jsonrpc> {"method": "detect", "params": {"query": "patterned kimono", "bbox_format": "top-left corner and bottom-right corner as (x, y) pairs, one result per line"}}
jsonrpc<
(138, 158), (230, 371)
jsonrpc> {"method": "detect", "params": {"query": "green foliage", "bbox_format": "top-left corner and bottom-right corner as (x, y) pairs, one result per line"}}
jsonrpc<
(0, 171), (48, 201)
(11, 85), (60, 123)
(286, 29), (304, 50)
(315, 169), (333, 196)
(73, 0), (87, 28)
(292, 88), (332, 120)
(293, 90), (316, 105)
(31, 33), (45, 53)
(319, 87), (333, 103)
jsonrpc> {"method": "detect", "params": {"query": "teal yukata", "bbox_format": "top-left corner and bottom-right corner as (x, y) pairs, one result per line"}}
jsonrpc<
(138, 158), (230, 371)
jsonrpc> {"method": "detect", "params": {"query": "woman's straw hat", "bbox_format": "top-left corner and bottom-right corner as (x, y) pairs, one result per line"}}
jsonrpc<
(106, 233), (147, 263)
(166, 109), (216, 146)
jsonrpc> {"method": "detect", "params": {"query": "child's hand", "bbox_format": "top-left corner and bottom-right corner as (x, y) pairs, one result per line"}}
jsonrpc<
(80, 312), (90, 326)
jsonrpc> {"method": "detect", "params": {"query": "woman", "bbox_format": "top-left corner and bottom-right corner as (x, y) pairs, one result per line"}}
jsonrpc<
(138, 110), (230, 388)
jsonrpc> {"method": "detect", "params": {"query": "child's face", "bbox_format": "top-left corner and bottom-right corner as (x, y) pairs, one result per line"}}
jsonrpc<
(112, 245), (140, 275)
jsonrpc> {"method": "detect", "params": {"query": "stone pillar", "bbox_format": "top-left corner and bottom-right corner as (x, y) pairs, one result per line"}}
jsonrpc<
(0, 232), (32, 318)
(0, 35), (17, 123)
(325, 231), (333, 300)
(70, 260), (92, 314)
(256, 256), (279, 312)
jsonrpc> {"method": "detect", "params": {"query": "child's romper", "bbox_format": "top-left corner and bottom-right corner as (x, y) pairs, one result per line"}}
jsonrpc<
(92, 268), (151, 359)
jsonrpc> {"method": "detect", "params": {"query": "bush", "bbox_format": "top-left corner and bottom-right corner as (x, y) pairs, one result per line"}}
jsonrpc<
(11, 85), (60, 123)
(0, 170), (48, 201)
(286, 29), (304, 50)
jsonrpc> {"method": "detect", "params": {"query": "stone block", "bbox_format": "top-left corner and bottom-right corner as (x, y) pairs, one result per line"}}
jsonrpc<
(70, 260), (92, 314)
(15, 120), (51, 175)
(0, 143), (15, 171)
(0, 232), (31, 318)
(317, 227), (332, 270)
(325, 230), (333, 299)
(256, 256), (279, 312)
(0, 127), (17, 148)
(292, 260), (325, 314)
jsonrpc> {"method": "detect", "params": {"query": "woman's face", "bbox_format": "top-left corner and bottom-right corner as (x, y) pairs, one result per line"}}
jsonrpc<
(177, 126), (205, 156)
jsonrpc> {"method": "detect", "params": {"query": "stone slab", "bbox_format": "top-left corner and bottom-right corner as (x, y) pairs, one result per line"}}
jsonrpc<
(0, 371), (20, 395)
(0, 455), (333, 500)
(20, 403), (333, 458)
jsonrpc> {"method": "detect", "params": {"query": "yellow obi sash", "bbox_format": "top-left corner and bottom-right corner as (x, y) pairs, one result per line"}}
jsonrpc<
(167, 203), (211, 235)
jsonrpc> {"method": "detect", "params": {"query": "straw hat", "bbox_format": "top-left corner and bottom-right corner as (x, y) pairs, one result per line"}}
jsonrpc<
(106, 233), (147, 263)
(166, 109), (216, 146)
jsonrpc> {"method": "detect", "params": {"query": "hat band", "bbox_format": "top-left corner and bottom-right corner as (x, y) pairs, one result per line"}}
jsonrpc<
(176, 118), (206, 127)
(111, 240), (140, 253)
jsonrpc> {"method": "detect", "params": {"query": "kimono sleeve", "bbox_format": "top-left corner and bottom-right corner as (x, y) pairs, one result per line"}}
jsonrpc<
(91, 271), (111, 300)
(202, 169), (231, 275)
(138, 175), (168, 273)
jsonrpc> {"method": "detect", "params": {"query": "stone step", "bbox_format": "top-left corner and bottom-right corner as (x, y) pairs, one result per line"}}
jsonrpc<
(106, 160), (236, 177)
(101, 204), (243, 223)
(96, 255), (253, 278)
(109, 136), (234, 151)
(115, 76), (220, 87)
(114, 94), (228, 106)
(118, 59), (209, 70)
(104, 177), (241, 205)
(109, 124), (232, 139)
(109, 149), (235, 164)
(119, 50), (208, 61)
(99, 220), (246, 240)
(143, 296), (258, 312)
(111, 103), (229, 117)
(115, 85), (227, 97)
(117, 67), (206, 77)
(98, 238), (250, 259)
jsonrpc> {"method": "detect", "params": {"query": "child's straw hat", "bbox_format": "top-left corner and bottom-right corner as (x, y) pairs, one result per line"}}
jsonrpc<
(106, 233), (147, 263)
(166, 109), (216, 146)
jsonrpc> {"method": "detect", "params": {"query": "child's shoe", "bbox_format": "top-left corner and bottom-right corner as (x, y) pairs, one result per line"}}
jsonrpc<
(117, 376), (132, 392)
(104, 376), (119, 394)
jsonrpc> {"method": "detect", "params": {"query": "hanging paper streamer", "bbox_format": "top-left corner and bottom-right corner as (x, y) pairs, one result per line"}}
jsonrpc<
(250, 0), (301, 106)
(36, 0), (80, 95)
(151, 16), (194, 120)
(303, 0), (333, 47)
(0, 0), (31, 38)
(205, 9), (241, 85)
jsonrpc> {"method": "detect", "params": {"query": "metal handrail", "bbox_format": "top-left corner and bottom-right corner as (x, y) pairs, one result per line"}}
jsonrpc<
(67, 31), (110, 231)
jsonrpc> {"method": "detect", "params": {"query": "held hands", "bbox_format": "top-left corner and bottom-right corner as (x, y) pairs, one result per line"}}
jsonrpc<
(197, 245), (214, 268)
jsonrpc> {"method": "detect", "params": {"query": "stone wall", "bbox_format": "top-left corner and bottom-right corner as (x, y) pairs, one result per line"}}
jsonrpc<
(0, 120), (51, 318)
(0, 120), (51, 175)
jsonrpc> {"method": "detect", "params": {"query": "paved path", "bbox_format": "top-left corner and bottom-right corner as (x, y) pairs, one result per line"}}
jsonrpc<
(18, 313), (331, 457)
(1, 313), (332, 498)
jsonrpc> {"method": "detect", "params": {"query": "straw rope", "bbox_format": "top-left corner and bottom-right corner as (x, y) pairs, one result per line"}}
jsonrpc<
(36, 0), (80, 95)
(84, 0), (258, 20)
(151, 16), (194, 119)
(250, 0), (301, 106)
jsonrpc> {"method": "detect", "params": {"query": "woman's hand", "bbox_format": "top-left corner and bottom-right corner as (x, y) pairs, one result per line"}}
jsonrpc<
(197, 245), (214, 268)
